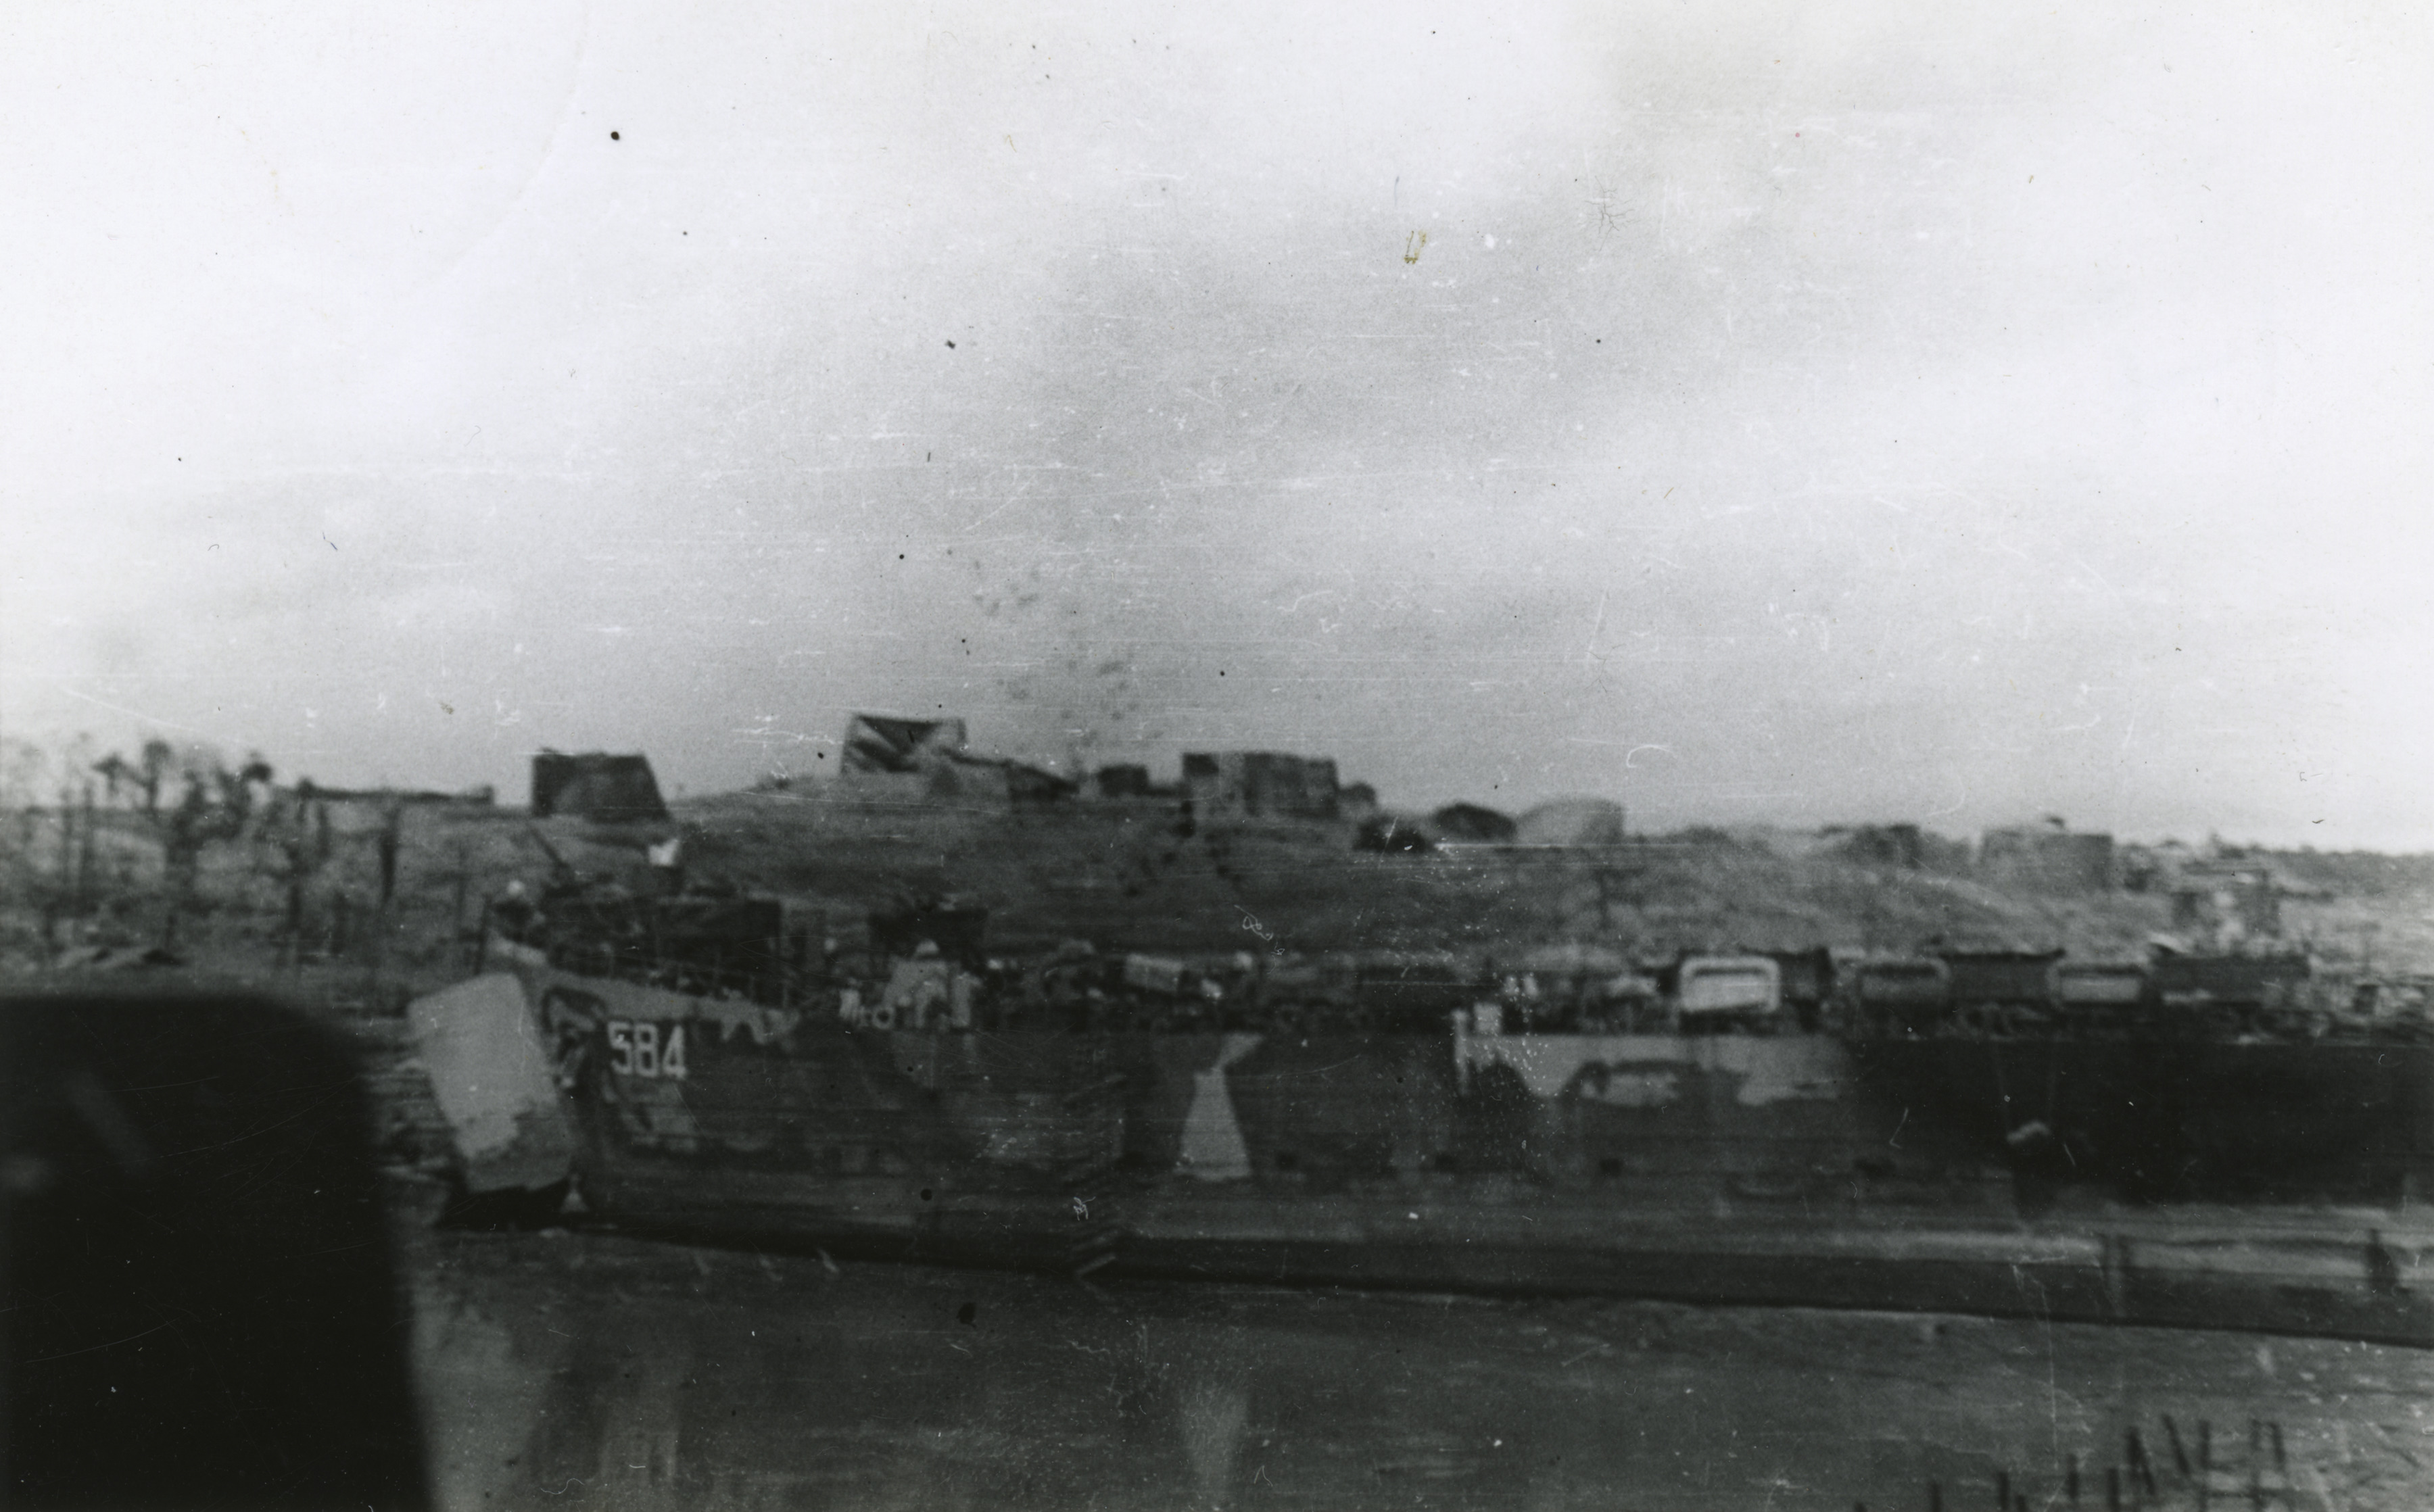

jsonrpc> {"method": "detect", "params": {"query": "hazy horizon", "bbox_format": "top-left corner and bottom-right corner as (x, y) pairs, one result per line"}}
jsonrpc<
(7, 3), (2430, 849)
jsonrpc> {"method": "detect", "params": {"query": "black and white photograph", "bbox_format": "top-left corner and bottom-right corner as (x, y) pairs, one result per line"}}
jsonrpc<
(5, 3), (2432, 1507)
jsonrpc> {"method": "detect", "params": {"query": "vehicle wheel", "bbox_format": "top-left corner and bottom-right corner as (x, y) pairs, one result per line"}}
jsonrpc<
(1999, 1003), (2053, 1038)
(1953, 1002), (2004, 1038)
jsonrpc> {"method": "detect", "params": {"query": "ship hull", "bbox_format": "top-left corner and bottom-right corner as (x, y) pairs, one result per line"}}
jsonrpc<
(1844, 1038), (2434, 1202)
(484, 967), (2434, 1344)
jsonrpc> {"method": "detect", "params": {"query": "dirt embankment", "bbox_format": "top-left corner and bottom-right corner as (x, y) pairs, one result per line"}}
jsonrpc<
(5, 787), (2429, 981)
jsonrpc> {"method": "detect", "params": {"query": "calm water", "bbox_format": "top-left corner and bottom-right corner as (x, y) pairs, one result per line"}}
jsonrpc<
(410, 1228), (2433, 1511)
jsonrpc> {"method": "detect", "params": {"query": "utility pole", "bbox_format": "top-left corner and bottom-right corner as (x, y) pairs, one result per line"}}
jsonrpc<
(77, 782), (97, 914)
(450, 835), (472, 972)
(373, 798), (402, 1001)
(55, 785), (76, 896)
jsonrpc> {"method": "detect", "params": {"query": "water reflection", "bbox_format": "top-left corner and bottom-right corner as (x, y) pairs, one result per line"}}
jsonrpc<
(1177, 1379), (1249, 1505)
(411, 1229), (2434, 1510)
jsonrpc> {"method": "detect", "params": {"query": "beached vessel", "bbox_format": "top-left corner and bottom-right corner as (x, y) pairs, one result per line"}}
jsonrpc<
(407, 887), (2434, 1344)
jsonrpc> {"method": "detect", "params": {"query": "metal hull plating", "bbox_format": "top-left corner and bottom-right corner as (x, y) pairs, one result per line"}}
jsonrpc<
(510, 966), (2434, 1344)
(1844, 1038), (2434, 1203)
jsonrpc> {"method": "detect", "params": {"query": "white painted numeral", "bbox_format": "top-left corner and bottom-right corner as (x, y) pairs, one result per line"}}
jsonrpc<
(606, 1020), (689, 1080)
(633, 1021), (660, 1076)
(661, 1025), (688, 1081)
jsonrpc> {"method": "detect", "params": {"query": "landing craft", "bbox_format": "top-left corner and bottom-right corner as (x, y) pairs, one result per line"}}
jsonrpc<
(1844, 947), (2433, 1206)
(410, 871), (2434, 1344)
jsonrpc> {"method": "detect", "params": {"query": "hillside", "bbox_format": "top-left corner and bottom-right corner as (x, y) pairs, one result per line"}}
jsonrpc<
(6, 785), (2431, 996)
(664, 789), (2173, 961)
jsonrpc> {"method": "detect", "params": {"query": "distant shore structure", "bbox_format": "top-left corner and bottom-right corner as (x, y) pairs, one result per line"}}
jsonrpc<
(1429, 803), (1519, 845)
(1828, 823), (1926, 870)
(530, 751), (669, 823)
(1514, 797), (1627, 848)
(1979, 817), (2115, 893)
(838, 713), (1076, 808)
(1093, 763), (1172, 801)
(2167, 859), (2285, 944)
(1180, 751), (1340, 821)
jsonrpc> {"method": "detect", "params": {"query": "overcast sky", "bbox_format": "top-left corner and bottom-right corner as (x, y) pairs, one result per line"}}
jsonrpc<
(5, 2), (2429, 847)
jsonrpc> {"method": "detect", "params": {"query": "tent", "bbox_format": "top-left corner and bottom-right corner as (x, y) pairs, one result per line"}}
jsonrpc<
(1514, 797), (1625, 848)
(1429, 803), (1517, 844)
